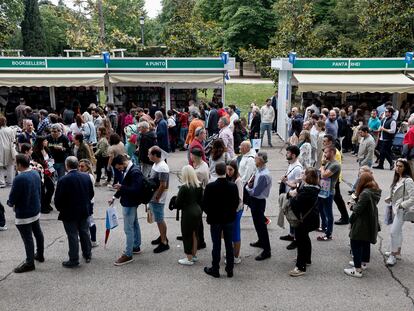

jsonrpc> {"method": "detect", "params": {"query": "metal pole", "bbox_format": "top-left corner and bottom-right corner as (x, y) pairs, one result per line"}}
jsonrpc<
(141, 25), (144, 46)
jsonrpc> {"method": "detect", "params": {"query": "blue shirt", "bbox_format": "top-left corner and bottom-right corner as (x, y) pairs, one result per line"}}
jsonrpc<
(325, 119), (338, 140)
(246, 167), (272, 199)
(368, 117), (381, 131)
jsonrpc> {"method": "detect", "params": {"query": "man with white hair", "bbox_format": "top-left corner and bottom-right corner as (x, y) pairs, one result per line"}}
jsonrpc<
(218, 116), (235, 159)
(239, 141), (256, 183)
(403, 116), (414, 172)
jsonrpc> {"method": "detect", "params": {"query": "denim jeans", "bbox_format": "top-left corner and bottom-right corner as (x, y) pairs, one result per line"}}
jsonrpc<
(350, 239), (370, 268)
(318, 194), (334, 237)
(122, 206), (141, 257)
(54, 162), (66, 179)
(260, 122), (272, 146)
(210, 223), (234, 272)
(179, 128), (188, 147)
(16, 220), (44, 265)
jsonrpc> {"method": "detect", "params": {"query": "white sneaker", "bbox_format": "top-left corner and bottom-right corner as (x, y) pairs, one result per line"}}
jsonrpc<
(191, 256), (199, 262)
(0, 225), (7, 231)
(91, 241), (100, 248)
(178, 258), (194, 266)
(289, 267), (306, 277)
(386, 255), (397, 266)
(344, 267), (362, 278)
(234, 256), (242, 264)
(384, 251), (402, 260)
(349, 261), (367, 270)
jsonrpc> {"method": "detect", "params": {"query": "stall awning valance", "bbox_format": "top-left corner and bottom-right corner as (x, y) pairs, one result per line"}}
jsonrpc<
(0, 73), (105, 87)
(293, 73), (414, 93)
(109, 73), (223, 85)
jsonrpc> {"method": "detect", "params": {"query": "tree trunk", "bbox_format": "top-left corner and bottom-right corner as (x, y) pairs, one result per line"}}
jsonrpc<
(97, 0), (105, 46)
(239, 60), (244, 77)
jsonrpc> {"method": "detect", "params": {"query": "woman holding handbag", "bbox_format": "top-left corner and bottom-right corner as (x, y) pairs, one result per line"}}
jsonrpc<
(384, 158), (414, 266)
(344, 172), (381, 278)
(286, 167), (320, 277)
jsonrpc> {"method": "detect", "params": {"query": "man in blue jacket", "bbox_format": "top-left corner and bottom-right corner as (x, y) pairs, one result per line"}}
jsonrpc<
(155, 110), (170, 153)
(55, 156), (94, 268)
(8, 154), (43, 273)
(109, 154), (144, 266)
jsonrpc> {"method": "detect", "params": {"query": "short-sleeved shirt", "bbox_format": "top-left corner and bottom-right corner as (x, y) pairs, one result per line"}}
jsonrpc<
(285, 161), (303, 192)
(319, 160), (340, 197)
(150, 160), (170, 204)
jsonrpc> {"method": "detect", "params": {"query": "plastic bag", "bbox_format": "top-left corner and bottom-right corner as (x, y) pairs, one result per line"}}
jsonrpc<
(106, 204), (119, 230)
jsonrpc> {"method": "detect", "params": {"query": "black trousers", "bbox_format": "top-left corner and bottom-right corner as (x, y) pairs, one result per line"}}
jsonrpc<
(41, 176), (54, 211)
(378, 140), (393, 167)
(197, 215), (205, 246)
(295, 225), (311, 271)
(250, 197), (271, 254)
(210, 223), (234, 272)
(350, 239), (370, 269)
(63, 218), (92, 263)
(0, 201), (5, 227)
(16, 220), (44, 265)
(334, 182), (349, 221)
(95, 156), (111, 183)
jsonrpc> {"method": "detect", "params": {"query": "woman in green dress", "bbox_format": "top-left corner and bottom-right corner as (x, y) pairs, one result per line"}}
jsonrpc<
(175, 165), (203, 266)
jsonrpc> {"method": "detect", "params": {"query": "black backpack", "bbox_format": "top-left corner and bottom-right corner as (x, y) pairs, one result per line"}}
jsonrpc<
(139, 177), (160, 205)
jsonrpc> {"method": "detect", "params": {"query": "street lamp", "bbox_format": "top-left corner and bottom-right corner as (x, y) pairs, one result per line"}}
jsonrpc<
(140, 16), (145, 46)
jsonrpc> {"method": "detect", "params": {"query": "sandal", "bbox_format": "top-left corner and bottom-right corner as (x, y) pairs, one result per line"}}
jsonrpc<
(317, 235), (332, 241)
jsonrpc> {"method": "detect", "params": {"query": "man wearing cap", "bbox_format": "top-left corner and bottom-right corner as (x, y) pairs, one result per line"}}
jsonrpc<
(374, 106), (396, 170)
(246, 151), (272, 261)
(189, 127), (207, 166)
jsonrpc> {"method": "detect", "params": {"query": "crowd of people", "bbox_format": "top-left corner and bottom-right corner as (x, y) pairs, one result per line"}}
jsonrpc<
(1, 94), (414, 280)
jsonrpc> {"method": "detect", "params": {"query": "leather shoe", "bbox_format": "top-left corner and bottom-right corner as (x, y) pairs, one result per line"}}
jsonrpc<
(334, 218), (349, 225)
(14, 262), (35, 273)
(373, 165), (384, 170)
(204, 267), (220, 278)
(34, 253), (45, 263)
(62, 260), (79, 268)
(279, 234), (295, 241)
(286, 241), (297, 250)
(249, 241), (264, 248)
(255, 252), (271, 261)
(84, 257), (91, 263)
(197, 242), (207, 250)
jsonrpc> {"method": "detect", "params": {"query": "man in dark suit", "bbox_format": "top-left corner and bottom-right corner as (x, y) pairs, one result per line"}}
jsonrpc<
(207, 102), (219, 137)
(55, 156), (94, 268)
(109, 154), (144, 266)
(202, 162), (239, 278)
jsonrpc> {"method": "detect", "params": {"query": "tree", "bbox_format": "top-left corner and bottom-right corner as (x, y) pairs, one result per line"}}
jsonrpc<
(0, 0), (24, 49)
(21, 0), (46, 56)
(160, 0), (221, 56)
(357, 0), (414, 57)
(39, 2), (70, 56)
(220, 0), (276, 75)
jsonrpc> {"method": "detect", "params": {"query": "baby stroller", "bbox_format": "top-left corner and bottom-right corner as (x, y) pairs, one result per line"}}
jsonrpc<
(392, 128), (404, 159)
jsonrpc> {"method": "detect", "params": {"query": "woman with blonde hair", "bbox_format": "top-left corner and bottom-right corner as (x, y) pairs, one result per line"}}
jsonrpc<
(175, 165), (203, 265)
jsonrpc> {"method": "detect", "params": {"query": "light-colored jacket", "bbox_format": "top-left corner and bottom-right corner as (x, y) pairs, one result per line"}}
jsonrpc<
(385, 177), (414, 214)
(260, 105), (275, 124)
(358, 134), (375, 167)
(299, 142), (312, 169)
(0, 126), (16, 166)
(239, 149), (256, 183)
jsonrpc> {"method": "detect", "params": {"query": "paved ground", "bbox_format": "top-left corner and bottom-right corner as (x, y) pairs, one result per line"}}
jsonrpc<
(1, 135), (414, 310)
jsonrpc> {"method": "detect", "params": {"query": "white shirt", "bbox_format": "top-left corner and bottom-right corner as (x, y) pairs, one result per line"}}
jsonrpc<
(167, 117), (176, 128)
(285, 160), (303, 192)
(229, 113), (239, 130)
(260, 105), (275, 123)
(239, 149), (256, 183)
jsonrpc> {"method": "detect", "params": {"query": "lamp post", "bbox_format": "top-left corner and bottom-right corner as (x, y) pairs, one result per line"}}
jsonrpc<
(140, 16), (145, 47)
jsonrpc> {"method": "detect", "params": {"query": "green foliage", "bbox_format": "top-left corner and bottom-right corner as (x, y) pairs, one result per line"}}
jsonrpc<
(220, 0), (276, 59)
(357, 0), (414, 57)
(39, 3), (70, 56)
(0, 0), (24, 49)
(21, 0), (46, 56)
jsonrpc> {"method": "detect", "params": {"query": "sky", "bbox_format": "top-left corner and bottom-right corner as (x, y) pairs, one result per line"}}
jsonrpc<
(50, 0), (162, 18)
